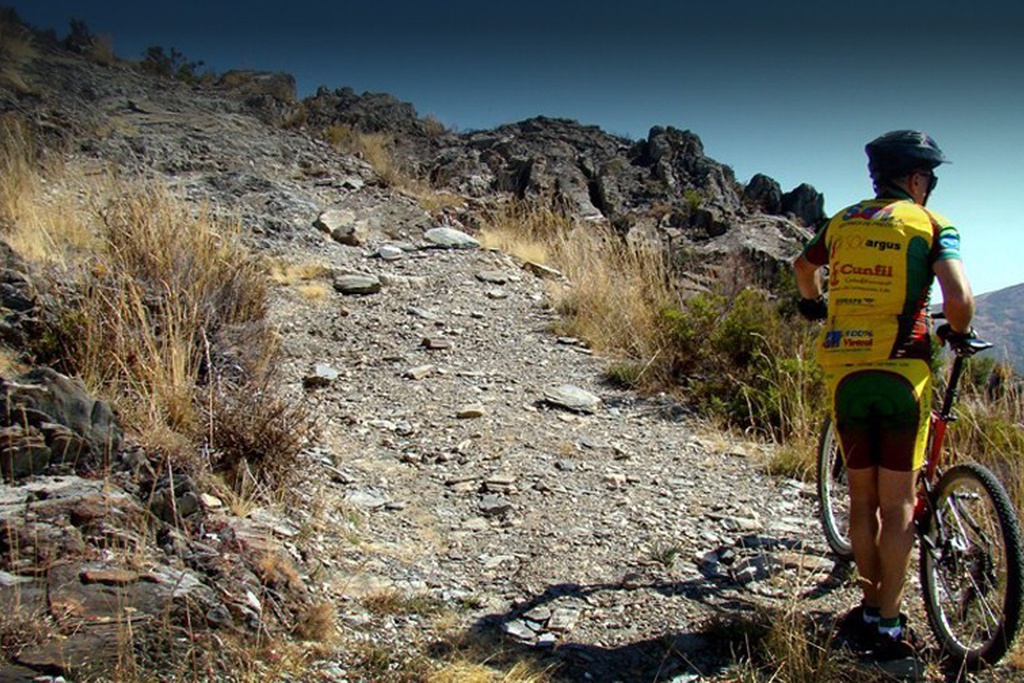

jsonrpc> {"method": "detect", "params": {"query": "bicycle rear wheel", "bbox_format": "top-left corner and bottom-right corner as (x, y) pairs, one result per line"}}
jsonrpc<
(816, 418), (853, 560)
(920, 462), (1024, 668)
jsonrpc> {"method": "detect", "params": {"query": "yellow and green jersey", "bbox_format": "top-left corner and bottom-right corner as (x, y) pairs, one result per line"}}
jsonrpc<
(801, 197), (962, 366)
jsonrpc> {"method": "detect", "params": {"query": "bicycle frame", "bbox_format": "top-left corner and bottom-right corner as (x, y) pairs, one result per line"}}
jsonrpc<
(915, 342), (992, 523)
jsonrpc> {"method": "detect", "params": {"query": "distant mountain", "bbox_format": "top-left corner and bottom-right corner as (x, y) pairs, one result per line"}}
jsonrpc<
(972, 283), (1024, 374)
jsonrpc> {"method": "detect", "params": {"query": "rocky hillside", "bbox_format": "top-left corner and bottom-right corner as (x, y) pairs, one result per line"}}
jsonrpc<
(974, 283), (1024, 374)
(300, 88), (822, 290)
(5, 12), (1017, 683)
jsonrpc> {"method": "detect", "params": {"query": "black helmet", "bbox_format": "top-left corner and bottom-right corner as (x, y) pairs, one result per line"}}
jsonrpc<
(866, 130), (949, 180)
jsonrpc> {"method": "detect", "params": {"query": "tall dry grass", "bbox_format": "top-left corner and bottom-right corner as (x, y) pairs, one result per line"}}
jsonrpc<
(0, 8), (36, 94)
(324, 124), (464, 213)
(478, 200), (679, 365)
(60, 183), (268, 442)
(945, 361), (1024, 515)
(326, 124), (404, 187)
(0, 114), (311, 491)
(0, 114), (104, 263)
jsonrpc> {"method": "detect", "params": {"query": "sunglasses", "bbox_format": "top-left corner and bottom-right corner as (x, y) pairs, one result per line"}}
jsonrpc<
(917, 171), (938, 192)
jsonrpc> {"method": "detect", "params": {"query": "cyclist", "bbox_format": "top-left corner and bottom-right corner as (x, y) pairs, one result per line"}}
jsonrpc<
(793, 130), (975, 660)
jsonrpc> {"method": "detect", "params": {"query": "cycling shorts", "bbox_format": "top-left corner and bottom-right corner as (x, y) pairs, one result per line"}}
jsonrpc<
(824, 359), (932, 472)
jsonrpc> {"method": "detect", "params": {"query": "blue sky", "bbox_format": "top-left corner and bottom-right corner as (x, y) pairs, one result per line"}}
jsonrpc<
(10, 1), (1023, 296)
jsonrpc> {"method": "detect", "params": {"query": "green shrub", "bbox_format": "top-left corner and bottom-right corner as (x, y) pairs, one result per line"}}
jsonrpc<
(657, 287), (824, 443)
(604, 360), (646, 389)
(683, 188), (701, 212)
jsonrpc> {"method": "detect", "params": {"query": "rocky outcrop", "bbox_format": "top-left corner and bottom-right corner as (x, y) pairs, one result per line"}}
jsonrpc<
(215, 69), (299, 125)
(0, 368), (122, 480)
(743, 173), (783, 214)
(294, 92), (824, 287)
(303, 87), (428, 136)
(782, 182), (826, 227)
(0, 474), (314, 681)
(0, 241), (41, 350)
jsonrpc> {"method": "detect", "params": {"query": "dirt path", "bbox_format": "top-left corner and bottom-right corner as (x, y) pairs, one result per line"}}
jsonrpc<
(263, 221), (873, 681)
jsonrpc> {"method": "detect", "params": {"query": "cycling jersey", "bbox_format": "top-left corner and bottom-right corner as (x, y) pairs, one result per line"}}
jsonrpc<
(802, 197), (961, 366)
(802, 196), (963, 471)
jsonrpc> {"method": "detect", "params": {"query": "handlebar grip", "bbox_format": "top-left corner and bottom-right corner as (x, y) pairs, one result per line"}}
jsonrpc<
(935, 323), (992, 356)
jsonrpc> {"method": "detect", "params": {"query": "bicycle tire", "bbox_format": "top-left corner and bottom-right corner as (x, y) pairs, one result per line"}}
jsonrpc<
(816, 418), (853, 560)
(919, 462), (1024, 668)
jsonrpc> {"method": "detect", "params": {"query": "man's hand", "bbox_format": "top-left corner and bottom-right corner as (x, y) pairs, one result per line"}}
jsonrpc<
(797, 296), (828, 321)
(935, 323), (976, 347)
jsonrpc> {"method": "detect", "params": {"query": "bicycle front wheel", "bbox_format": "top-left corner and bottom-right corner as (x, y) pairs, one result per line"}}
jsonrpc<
(920, 462), (1024, 668)
(816, 418), (853, 560)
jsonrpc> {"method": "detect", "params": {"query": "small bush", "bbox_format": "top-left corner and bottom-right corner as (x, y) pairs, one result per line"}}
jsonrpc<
(139, 45), (207, 83)
(604, 360), (645, 389)
(205, 369), (317, 493)
(292, 601), (337, 643)
(422, 114), (447, 139)
(0, 15), (35, 94)
(63, 18), (95, 54)
(0, 9), (36, 67)
(86, 34), (116, 66)
(0, 604), (56, 661)
(325, 125), (405, 186)
(683, 187), (702, 212)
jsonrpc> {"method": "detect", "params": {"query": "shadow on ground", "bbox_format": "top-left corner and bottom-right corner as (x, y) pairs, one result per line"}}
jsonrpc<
(449, 551), (852, 682)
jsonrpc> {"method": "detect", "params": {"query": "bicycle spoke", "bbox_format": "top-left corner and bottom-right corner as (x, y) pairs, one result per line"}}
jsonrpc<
(947, 496), (1005, 607)
(922, 464), (1021, 667)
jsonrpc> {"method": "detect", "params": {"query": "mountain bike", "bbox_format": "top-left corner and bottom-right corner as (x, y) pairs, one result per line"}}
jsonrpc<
(816, 328), (1024, 668)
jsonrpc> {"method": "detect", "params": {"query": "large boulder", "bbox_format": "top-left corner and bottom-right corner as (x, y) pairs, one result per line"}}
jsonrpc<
(743, 173), (783, 214)
(782, 183), (826, 227)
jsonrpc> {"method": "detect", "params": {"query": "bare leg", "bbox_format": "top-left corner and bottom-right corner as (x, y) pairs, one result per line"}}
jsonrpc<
(848, 466), (881, 607)
(876, 467), (919, 619)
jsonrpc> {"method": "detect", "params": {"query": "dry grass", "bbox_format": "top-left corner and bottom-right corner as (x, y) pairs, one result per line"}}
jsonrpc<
(700, 604), (889, 682)
(86, 34), (117, 66)
(0, 603), (57, 661)
(52, 182), (268, 444)
(477, 198), (828, 451)
(268, 258), (332, 301)
(0, 345), (25, 375)
(292, 601), (338, 643)
(1, 114), (312, 494)
(0, 9), (36, 94)
(268, 258), (331, 285)
(327, 125), (404, 187)
(422, 114), (447, 140)
(362, 589), (443, 618)
(428, 660), (553, 683)
(324, 124), (465, 213)
(478, 199), (678, 366)
(0, 114), (105, 264)
(946, 364), (1024, 516)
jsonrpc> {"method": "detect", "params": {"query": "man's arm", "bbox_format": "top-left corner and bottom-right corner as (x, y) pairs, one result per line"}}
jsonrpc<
(933, 259), (974, 333)
(794, 254), (823, 299)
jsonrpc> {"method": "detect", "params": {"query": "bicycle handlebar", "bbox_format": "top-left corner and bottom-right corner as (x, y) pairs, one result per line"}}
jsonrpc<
(935, 321), (993, 357)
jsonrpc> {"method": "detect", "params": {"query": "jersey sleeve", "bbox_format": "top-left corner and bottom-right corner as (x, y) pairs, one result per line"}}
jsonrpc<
(801, 222), (830, 266)
(926, 209), (962, 262)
